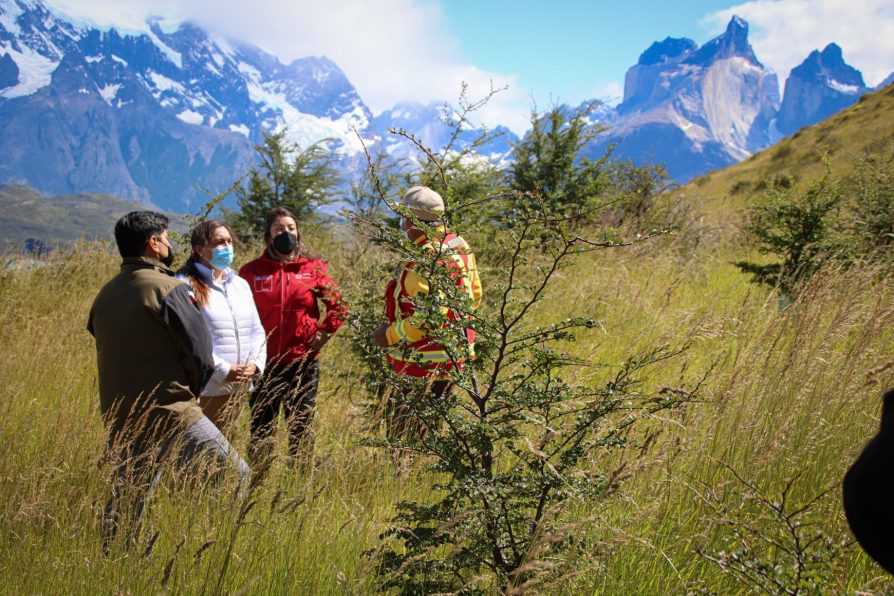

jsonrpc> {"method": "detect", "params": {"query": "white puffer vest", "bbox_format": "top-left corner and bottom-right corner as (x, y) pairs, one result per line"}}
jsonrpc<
(178, 263), (267, 397)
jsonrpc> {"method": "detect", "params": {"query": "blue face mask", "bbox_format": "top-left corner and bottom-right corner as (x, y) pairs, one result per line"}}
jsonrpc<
(209, 245), (234, 270)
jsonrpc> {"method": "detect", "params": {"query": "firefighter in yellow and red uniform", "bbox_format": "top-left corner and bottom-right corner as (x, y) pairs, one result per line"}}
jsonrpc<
(372, 186), (482, 434)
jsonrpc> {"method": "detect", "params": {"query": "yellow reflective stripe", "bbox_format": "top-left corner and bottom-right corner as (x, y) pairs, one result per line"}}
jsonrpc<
(390, 342), (475, 364)
(393, 271), (404, 303)
(447, 253), (476, 302)
(395, 318), (411, 341)
(389, 350), (454, 363)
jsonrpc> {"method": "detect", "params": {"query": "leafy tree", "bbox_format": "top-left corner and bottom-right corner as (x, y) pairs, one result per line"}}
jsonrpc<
(346, 92), (700, 593)
(509, 103), (612, 222)
(839, 143), (894, 261)
(227, 130), (341, 241)
(735, 173), (842, 297)
(695, 465), (845, 595)
(392, 83), (510, 231)
(346, 149), (410, 224)
(603, 159), (674, 227)
(736, 144), (894, 298)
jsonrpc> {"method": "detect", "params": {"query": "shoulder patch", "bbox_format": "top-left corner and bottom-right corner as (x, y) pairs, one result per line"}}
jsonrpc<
(254, 274), (273, 293)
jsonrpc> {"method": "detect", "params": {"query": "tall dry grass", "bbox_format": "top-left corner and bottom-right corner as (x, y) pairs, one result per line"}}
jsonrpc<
(0, 225), (890, 593)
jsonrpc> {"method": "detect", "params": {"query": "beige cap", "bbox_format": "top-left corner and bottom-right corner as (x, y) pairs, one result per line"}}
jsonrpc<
(402, 186), (445, 222)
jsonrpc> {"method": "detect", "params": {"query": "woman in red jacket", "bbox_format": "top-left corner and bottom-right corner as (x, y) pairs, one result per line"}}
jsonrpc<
(239, 206), (347, 468)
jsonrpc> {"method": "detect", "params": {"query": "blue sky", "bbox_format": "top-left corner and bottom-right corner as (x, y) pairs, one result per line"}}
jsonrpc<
(441, 0), (741, 106)
(43, 0), (894, 134)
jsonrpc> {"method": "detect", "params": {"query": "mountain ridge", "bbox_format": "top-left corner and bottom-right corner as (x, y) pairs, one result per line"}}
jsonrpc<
(0, 0), (886, 212)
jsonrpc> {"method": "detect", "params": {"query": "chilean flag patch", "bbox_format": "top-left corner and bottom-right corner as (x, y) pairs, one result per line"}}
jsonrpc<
(254, 275), (273, 292)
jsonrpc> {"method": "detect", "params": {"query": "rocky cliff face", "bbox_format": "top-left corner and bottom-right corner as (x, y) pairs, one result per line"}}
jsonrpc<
(0, 51), (17, 88)
(586, 17), (877, 182)
(0, 0), (372, 211)
(592, 16), (781, 182)
(0, 0), (882, 205)
(777, 43), (869, 135)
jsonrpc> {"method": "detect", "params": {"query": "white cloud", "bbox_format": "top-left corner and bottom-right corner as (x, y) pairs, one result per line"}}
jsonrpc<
(589, 81), (625, 106)
(41, 0), (533, 133)
(703, 0), (894, 86)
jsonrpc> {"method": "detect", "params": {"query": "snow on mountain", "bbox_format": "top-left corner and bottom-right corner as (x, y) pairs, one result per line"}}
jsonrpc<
(591, 16), (780, 181)
(776, 43), (869, 135)
(0, 0), (82, 97)
(371, 100), (517, 166)
(0, 0), (373, 152)
(0, 0), (885, 207)
(0, 0), (384, 210)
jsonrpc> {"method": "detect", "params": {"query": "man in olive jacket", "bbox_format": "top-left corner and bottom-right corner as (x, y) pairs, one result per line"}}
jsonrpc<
(88, 211), (249, 551)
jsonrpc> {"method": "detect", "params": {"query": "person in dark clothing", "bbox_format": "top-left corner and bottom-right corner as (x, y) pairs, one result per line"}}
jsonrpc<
(88, 211), (249, 552)
(843, 387), (894, 574)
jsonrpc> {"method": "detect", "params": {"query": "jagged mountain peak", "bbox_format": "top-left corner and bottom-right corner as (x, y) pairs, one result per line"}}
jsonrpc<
(776, 41), (868, 135)
(819, 42), (844, 63)
(688, 15), (759, 66)
(609, 14), (780, 181)
(0, 0), (379, 211)
(793, 42), (865, 88)
(637, 37), (697, 66)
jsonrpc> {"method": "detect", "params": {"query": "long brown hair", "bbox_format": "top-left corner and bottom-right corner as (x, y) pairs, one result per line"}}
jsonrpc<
(264, 206), (313, 259)
(177, 220), (234, 307)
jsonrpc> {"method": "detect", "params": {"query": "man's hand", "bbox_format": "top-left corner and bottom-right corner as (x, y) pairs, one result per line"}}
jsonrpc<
(372, 323), (390, 347)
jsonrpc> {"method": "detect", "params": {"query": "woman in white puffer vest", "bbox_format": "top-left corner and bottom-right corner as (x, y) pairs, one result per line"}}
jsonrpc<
(177, 220), (267, 434)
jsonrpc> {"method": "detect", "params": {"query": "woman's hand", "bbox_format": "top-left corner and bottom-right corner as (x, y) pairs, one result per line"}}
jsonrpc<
(225, 365), (241, 382)
(307, 330), (331, 353)
(225, 363), (258, 382)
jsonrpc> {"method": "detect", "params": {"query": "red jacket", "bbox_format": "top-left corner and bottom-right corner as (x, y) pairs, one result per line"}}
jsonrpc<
(239, 252), (347, 364)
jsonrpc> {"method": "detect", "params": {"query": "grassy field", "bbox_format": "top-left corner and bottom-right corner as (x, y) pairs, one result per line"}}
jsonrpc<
(0, 208), (891, 594)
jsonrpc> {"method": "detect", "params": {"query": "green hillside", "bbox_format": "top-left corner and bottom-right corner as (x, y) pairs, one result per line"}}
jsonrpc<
(0, 185), (185, 251)
(686, 82), (894, 216)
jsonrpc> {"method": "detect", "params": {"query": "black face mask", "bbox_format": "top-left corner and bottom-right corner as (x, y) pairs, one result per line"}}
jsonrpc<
(272, 231), (298, 255)
(156, 236), (175, 267)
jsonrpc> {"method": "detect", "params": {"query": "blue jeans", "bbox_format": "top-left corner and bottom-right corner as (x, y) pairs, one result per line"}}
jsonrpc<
(102, 415), (249, 553)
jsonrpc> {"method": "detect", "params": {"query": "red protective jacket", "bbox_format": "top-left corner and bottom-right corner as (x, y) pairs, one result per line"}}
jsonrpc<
(239, 252), (347, 364)
(383, 230), (481, 378)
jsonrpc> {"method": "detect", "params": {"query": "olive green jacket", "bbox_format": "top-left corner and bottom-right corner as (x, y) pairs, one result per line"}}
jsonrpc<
(88, 257), (214, 452)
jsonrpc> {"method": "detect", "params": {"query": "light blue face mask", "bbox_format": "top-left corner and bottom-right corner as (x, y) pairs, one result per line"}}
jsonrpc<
(209, 245), (234, 270)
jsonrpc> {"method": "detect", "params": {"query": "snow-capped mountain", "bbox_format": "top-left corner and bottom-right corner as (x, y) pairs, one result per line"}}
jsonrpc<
(586, 17), (781, 182)
(0, 0), (373, 210)
(0, 0), (884, 211)
(372, 101), (517, 165)
(581, 17), (876, 182)
(777, 43), (869, 135)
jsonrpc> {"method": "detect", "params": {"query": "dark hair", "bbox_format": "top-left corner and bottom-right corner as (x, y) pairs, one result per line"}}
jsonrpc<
(264, 206), (312, 258)
(177, 219), (233, 307)
(114, 211), (169, 258)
